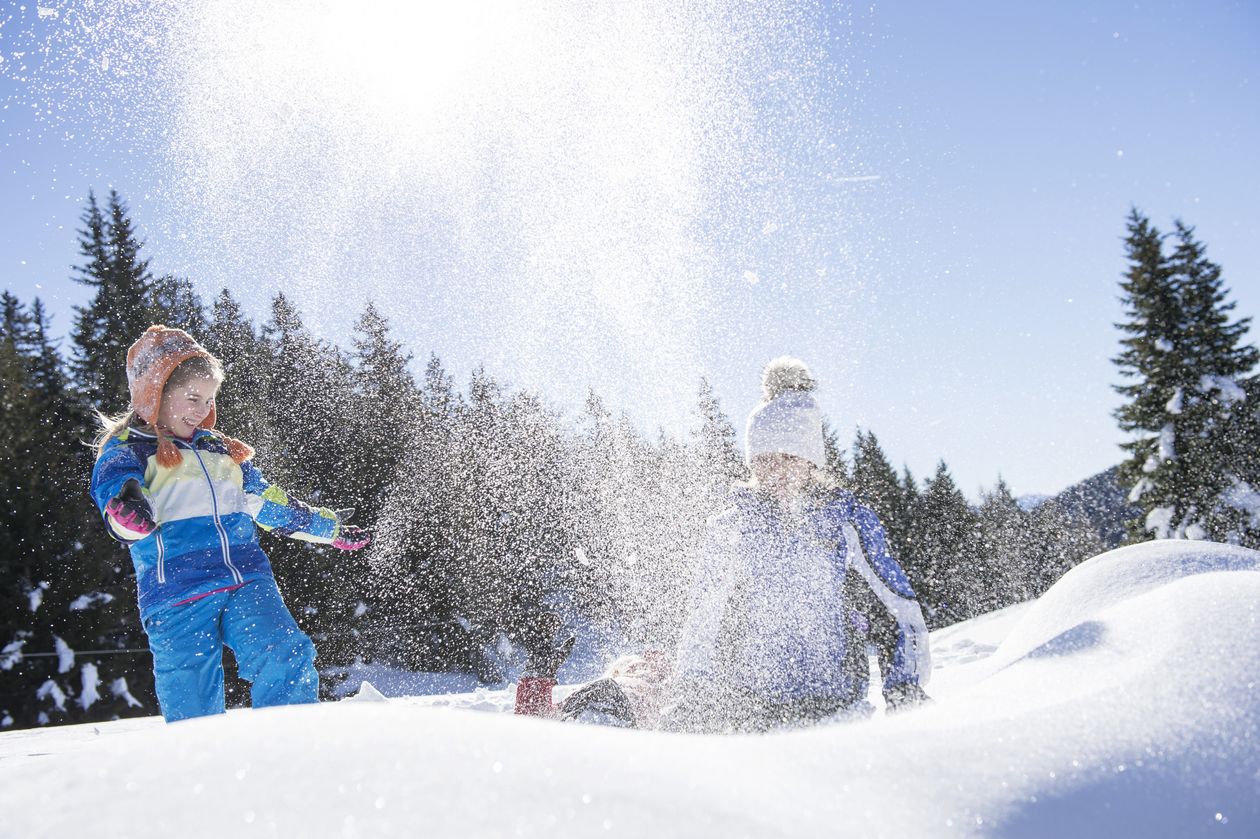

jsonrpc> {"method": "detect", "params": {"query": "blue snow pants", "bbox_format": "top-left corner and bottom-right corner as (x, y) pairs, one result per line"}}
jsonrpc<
(142, 578), (318, 722)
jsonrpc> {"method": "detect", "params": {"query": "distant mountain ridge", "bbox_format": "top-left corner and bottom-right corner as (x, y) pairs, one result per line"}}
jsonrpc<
(1049, 465), (1139, 547)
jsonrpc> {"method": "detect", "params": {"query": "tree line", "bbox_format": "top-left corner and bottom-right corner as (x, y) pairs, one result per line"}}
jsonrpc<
(2, 193), (1250, 730)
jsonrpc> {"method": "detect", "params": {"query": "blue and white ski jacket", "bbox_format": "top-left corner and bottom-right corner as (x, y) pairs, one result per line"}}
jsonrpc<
(90, 426), (342, 618)
(674, 486), (931, 703)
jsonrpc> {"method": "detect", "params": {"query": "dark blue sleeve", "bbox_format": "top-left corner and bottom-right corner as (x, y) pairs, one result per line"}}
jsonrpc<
(89, 441), (146, 541)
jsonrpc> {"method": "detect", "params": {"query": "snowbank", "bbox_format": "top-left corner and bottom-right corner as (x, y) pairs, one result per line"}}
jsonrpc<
(1, 540), (1256, 838)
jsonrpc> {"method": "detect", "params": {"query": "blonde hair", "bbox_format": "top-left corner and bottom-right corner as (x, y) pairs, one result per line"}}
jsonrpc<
(92, 356), (225, 458)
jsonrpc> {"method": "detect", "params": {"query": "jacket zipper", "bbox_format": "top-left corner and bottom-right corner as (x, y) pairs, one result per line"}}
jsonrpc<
(156, 530), (166, 584)
(185, 439), (243, 584)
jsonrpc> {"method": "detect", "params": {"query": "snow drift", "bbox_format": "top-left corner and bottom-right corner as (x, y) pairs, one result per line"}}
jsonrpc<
(1, 540), (1257, 838)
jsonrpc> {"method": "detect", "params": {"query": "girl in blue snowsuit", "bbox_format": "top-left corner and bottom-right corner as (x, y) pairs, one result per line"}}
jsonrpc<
(664, 357), (932, 733)
(90, 326), (370, 722)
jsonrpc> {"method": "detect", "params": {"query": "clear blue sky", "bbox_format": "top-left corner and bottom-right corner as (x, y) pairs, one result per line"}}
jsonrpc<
(2, 1), (1258, 498)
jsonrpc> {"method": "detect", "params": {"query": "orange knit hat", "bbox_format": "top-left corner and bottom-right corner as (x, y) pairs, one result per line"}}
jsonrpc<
(126, 325), (254, 467)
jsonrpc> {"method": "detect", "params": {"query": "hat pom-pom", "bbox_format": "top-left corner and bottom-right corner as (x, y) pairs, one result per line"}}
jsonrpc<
(761, 356), (817, 401)
(222, 435), (255, 464)
(155, 435), (183, 468)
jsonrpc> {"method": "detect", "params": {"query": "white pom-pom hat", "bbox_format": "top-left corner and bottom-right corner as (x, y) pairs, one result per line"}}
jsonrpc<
(744, 356), (825, 468)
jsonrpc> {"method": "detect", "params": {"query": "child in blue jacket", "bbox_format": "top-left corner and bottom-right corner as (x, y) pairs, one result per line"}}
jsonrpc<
(90, 325), (371, 722)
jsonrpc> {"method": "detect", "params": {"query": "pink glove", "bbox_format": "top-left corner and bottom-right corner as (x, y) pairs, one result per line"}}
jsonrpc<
(330, 510), (370, 551)
(105, 481), (156, 541)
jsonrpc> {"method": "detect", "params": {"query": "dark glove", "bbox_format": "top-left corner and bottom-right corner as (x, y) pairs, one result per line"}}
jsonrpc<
(520, 611), (575, 679)
(105, 480), (156, 540)
(331, 508), (371, 551)
(883, 681), (932, 712)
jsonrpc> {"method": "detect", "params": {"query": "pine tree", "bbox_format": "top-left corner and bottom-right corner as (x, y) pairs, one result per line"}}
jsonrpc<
(202, 289), (267, 443)
(69, 190), (157, 411)
(349, 302), (417, 513)
(2, 292), (144, 727)
(914, 461), (979, 626)
(975, 478), (1027, 609)
(850, 430), (905, 548)
(821, 420), (849, 488)
(691, 377), (744, 498)
(149, 275), (207, 336)
(1114, 209), (1259, 543)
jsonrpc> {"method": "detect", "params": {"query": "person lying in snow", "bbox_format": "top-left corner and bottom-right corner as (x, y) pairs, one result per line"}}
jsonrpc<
(658, 356), (932, 733)
(514, 359), (932, 733)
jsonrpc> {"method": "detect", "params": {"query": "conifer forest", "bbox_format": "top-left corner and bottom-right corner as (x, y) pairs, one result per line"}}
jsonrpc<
(2, 192), (1257, 729)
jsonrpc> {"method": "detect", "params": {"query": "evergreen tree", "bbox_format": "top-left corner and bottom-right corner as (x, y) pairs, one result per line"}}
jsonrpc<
(895, 466), (926, 592)
(850, 430), (905, 549)
(348, 302), (417, 514)
(69, 190), (156, 411)
(202, 289), (268, 443)
(975, 478), (1026, 609)
(1114, 209), (1259, 543)
(2, 292), (144, 727)
(149, 275), (207, 336)
(691, 377), (744, 497)
(821, 420), (849, 488)
(913, 461), (979, 626)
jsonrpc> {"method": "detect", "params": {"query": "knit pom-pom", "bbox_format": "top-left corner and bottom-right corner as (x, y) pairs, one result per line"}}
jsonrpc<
(155, 435), (183, 468)
(222, 435), (256, 465)
(761, 356), (817, 401)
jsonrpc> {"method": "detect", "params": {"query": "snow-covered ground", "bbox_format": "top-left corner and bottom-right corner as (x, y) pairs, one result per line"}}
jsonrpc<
(2, 541), (1257, 838)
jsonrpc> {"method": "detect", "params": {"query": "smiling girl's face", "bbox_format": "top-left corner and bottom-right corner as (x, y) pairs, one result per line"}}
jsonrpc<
(155, 374), (219, 439)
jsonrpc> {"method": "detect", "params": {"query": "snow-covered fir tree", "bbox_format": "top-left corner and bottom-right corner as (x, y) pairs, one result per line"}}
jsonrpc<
(1114, 209), (1259, 544)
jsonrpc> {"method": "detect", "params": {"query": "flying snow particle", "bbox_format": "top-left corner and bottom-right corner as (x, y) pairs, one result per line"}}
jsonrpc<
(354, 601), (369, 618)
(761, 221), (780, 234)
(37, 7), (59, 19)
(743, 270), (760, 285)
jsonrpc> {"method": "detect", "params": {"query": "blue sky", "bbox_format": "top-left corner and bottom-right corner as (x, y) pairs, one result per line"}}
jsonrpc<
(2, 1), (1257, 498)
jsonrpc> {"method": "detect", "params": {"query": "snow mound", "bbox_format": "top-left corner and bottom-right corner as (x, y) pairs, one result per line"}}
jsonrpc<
(341, 681), (389, 703)
(0, 541), (1256, 838)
